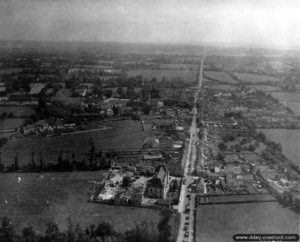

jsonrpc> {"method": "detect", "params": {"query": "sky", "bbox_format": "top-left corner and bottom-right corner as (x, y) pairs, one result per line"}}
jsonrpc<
(0, 0), (299, 49)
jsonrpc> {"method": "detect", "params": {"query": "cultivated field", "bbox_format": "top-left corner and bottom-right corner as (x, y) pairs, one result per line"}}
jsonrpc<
(1, 120), (147, 166)
(0, 68), (24, 75)
(127, 69), (197, 82)
(246, 85), (281, 92)
(52, 88), (83, 105)
(199, 194), (275, 204)
(0, 105), (36, 117)
(195, 203), (300, 242)
(258, 129), (300, 166)
(235, 73), (281, 83)
(0, 118), (24, 131)
(205, 84), (238, 91)
(270, 92), (300, 115)
(0, 171), (161, 235)
(159, 63), (198, 70)
(204, 71), (237, 83)
(29, 83), (46, 95)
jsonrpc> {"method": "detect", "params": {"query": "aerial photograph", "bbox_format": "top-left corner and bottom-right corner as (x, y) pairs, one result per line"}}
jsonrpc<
(0, 0), (299, 241)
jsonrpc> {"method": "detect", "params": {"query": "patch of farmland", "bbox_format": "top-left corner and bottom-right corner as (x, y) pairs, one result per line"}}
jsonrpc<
(195, 203), (299, 242)
(0, 105), (36, 117)
(270, 92), (300, 115)
(159, 63), (198, 70)
(29, 83), (46, 95)
(0, 68), (24, 75)
(246, 85), (281, 92)
(0, 171), (161, 236)
(205, 84), (238, 91)
(204, 71), (237, 83)
(51, 88), (83, 105)
(1, 120), (147, 167)
(235, 73), (281, 83)
(0, 118), (24, 131)
(127, 69), (197, 83)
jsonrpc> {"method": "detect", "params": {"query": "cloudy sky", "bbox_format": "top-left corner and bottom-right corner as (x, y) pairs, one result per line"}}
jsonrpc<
(0, 0), (299, 49)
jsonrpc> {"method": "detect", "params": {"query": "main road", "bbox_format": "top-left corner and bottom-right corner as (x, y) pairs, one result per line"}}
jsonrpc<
(176, 52), (205, 242)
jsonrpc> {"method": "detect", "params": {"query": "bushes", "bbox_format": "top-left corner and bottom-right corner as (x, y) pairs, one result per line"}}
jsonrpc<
(0, 217), (158, 242)
(0, 137), (8, 148)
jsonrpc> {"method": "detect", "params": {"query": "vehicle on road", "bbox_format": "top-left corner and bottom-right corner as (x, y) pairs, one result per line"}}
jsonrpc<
(184, 231), (189, 238)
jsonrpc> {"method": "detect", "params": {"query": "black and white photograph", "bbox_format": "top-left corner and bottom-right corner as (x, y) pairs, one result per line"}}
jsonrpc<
(0, 0), (299, 241)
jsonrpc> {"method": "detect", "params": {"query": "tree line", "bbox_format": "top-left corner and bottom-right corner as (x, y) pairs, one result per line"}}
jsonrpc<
(0, 209), (174, 242)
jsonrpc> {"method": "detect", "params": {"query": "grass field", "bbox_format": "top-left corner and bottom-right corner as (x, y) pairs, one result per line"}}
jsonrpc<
(195, 203), (300, 242)
(0, 118), (24, 131)
(127, 69), (197, 82)
(29, 83), (46, 95)
(205, 84), (238, 91)
(204, 71), (237, 84)
(1, 120), (147, 166)
(159, 63), (198, 70)
(202, 194), (275, 204)
(0, 68), (24, 75)
(235, 73), (281, 83)
(258, 129), (300, 166)
(52, 88), (83, 105)
(246, 85), (281, 92)
(0, 105), (36, 117)
(0, 171), (161, 235)
(270, 92), (300, 115)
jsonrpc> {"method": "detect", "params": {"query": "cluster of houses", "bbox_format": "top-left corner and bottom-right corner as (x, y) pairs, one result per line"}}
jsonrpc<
(17, 120), (65, 136)
(95, 163), (181, 207)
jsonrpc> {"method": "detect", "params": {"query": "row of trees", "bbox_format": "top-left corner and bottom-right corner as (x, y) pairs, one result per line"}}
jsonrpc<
(0, 209), (174, 242)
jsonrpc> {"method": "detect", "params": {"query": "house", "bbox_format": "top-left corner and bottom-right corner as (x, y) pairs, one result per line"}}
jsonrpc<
(146, 165), (169, 199)
(146, 177), (164, 198)
(223, 166), (242, 175)
(152, 119), (175, 132)
(143, 137), (159, 149)
(236, 174), (253, 182)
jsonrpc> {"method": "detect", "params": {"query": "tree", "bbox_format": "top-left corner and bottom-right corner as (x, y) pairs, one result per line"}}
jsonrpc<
(0, 217), (16, 242)
(14, 152), (19, 170)
(94, 222), (115, 241)
(218, 142), (227, 151)
(158, 209), (172, 242)
(126, 86), (136, 99)
(143, 104), (151, 115)
(248, 144), (255, 152)
(117, 87), (124, 97)
(104, 90), (113, 99)
(122, 176), (131, 188)
(22, 226), (35, 242)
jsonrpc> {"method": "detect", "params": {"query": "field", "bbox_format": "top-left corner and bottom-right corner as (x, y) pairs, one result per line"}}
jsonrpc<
(0, 105), (36, 117)
(0, 68), (24, 75)
(270, 92), (300, 115)
(29, 83), (46, 95)
(205, 84), (238, 91)
(204, 71), (237, 83)
(246, 85), (281, 92)
(1, 120), (147, 166)
(0, 118), (24, 131)
(0, 171), (161, 235)
(235, 73), (281, 83)
(52, 88), (83, 105)
(199, 194), (275, 204)
(195, 202), (300, 242)
(127, 69), (197, 82)
(159, 63), (198, 70)
(258, 129), (300, 166)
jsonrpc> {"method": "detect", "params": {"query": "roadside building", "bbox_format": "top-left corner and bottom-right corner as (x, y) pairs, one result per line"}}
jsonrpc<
(145, 165), (169, 199)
